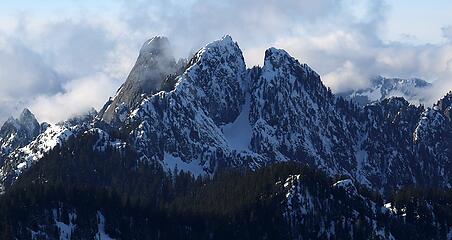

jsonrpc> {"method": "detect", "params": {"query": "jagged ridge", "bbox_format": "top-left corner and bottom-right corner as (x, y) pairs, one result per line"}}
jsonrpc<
(0, 35), (451, 195)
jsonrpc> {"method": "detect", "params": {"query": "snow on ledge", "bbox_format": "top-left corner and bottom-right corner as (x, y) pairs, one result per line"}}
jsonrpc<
(162, 152), (206, 178)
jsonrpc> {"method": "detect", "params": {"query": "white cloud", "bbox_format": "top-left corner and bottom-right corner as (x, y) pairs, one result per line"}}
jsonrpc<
(271, 26), (452, 104)
(0, 35), (63, 122)
(30, 73), (123, 123)
(0, 0), (451, 124)
(323, 61), (370, 93)
(0, 16), (136, 123)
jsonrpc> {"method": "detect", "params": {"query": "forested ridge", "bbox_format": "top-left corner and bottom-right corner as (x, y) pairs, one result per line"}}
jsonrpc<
(0, 133), (450, 239)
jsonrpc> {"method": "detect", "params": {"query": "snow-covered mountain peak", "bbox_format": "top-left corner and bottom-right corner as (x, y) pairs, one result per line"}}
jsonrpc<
(173, 35), (247, 124)
(187, 35), (244, 72)
(261, 47), (319, 83)
(0, 109), (41, 161)
(263, 47), (296, 70)
(265, 47), (292, 60)
(372, 76), (430, 88)
(258, 47), (326, 104)
(18, 108), (39, 134)
(203, 35), (236, 51)
(2, 108), (39, 137)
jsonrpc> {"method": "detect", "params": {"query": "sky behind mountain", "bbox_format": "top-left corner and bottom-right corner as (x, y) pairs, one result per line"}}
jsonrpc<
(0, 0), (451, 123)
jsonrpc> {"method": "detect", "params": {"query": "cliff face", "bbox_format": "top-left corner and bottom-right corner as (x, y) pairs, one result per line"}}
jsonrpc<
(98, 36), (178, 125)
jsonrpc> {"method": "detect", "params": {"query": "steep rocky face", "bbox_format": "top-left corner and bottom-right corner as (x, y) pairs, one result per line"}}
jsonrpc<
(98, 36), (178, 125)
(339, 76), (431, 105)
(18, 109), (40, 136)
(357, 98), (424, 190)
(181, 35), (247, 125)
(249, 48), (358, 173)
(126, 35), (258, 175)
(353, 94), (452, 191)
(411, 93), (452, 187)
(0, 109), (40, 160)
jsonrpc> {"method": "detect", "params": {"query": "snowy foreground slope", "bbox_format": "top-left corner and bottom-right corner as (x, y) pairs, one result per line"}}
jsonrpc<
(0, 35), (451, 239)
(1, 35), (451, 194)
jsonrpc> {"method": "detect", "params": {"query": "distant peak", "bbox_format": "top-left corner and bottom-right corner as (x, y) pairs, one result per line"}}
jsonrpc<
(19, 108), (37, 123)
(1, 108), (39, 135)
(140, 36), (171, 55)
(373, 75), (431, 87)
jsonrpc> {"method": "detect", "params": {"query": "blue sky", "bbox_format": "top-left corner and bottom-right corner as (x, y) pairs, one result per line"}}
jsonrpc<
(384, 0), (452, 44)
(0, 0), (451, 123)
(1, 0), (117, 12)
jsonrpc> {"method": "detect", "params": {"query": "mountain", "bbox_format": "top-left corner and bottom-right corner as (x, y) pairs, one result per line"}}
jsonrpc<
(0, 108), (96, 192)
(338, 76), (432, 105)
(0, 35), (451, 239)
(0, 109), (40, 162)
(1, 35), (451, 193)
(111, 37), (449, 193)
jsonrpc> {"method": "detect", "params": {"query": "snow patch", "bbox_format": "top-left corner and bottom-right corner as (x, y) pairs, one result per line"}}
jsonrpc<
(13, 124), (73, 175)
(383, 203), (397, 214)
(53, 209), (77, 240)
(95, 211), (115, 240)
(89, 128), (126, 152)
(333, 179), (358, 196)
(221, 93), (252, 150)
(16, 162), (27, 169)
(162, 152), (205, 178)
